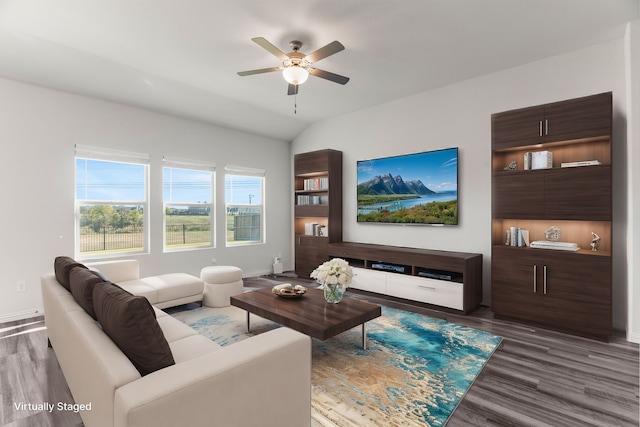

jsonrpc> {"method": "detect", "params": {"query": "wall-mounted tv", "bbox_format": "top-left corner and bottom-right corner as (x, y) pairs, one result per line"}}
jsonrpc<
(357, 147), (458, 225)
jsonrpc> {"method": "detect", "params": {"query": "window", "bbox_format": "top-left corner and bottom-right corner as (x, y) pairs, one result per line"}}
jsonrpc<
(225, 166), (265, 245)
(75, 145), (149, 257)
(163, 157), (215, 251)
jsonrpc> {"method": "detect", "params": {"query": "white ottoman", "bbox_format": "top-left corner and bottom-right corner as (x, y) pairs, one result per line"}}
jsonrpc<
(200, 266), (243, 307)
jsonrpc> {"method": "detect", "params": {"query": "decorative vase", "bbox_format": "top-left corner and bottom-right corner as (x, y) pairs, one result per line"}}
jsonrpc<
(323, 283), (346, 303)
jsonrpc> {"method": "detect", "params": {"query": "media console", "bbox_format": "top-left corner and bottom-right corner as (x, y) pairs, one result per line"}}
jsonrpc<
(328, 242), (482, 314)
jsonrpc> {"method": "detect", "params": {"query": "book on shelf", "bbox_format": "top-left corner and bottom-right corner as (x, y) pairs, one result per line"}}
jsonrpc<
(560, 160), (601, 168)
(297, 195), (327, 205)
(524, 152), (532, 170)
(304, 222), (326, 236)
(507, 227), (529, 247)
(302, 177), (329, 191)
(297, 194), (321, 205)
(304, 222), (317, 236)
(531, 151), (553, 169)
(530, 240), (580, 251)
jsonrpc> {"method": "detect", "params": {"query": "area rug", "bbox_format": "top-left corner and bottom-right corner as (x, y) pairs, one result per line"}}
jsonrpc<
(172, 303), (501, 426)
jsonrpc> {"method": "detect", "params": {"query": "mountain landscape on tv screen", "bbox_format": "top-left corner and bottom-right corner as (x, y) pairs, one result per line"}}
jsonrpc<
(357, 173), (435, 196)
(356, 147), (458, 225)
(357, 173), (457, 225)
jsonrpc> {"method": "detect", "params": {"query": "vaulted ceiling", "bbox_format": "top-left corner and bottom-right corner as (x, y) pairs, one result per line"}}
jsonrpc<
(0, 0), (637, 141)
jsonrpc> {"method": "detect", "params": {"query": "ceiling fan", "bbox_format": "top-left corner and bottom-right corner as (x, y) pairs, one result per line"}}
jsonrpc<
(238, 37), (349, 95)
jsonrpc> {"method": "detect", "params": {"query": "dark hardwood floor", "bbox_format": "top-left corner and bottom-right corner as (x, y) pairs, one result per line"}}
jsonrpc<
(2, 275), (638, 426)
(0, 318), (81, 427)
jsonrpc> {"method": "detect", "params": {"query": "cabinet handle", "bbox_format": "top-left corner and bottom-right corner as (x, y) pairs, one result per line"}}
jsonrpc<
(543, 265), (547, 295)
(539, 121), (543, 137)
(418, 285), (436, 291)
(533, 265), (537, 293)
(545, 119), (549, 136)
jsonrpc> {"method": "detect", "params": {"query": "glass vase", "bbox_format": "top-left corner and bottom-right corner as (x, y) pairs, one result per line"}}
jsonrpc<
(323, 283), (346, 303)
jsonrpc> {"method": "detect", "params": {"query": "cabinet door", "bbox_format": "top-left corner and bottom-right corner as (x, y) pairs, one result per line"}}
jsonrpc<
(491, 247), (543, 321)
(543, 93), (612, 143)
(387, 274), (464, 310)
(492, 106), (545, 150)
(544, 166), (611, 220)
(350, 267), (387, 294)
(492, 172), (544, 218)
(540, 252), (611, 339)
(294, 151), (329, 175)
(295, 236), (328, 278)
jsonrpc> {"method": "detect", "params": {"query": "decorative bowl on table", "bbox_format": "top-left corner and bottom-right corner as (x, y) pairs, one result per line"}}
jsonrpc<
(272, 283), (307, 298)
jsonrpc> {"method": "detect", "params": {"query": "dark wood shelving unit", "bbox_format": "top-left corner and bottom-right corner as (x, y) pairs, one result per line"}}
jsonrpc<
(294, 149), (343, 278)
(491, 92), (613, 341)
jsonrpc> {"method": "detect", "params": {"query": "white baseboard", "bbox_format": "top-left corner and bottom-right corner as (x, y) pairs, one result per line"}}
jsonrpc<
(0, 309), (42, 324)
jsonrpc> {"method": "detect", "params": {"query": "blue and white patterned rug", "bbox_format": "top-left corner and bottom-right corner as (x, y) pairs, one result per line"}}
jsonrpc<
(172, 302), (501, 426)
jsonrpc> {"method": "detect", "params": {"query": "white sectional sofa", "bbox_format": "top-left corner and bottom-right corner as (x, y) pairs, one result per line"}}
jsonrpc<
(86, 259), (205, 309)
(41, 257), (312, 427)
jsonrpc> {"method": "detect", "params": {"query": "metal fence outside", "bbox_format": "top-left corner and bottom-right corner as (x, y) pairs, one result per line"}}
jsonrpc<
(165, 223), (211, 246)
(79, 223), (212, 253)
(79, 225), (143, 253)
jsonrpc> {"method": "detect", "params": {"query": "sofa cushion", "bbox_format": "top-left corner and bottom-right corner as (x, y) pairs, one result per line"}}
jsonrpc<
(54, 256), (87, 291)
(93, 283), (175, 376)
(69, 267), (108, 320)
(156, 315), (198, 343)
(138, 273), (204, 302)
(117, 280), (158, 305)
(167, 334), (221, 363)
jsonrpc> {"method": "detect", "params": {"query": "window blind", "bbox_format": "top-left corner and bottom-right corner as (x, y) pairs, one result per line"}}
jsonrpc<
(75, 144), (149, 164)
(163, 156), (216, 171)
(224, 164), (265, 177)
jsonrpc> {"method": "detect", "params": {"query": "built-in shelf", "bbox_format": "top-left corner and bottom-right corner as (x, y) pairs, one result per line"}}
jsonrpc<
(491, 92), (612, 341)
(294, 149), (342, 278)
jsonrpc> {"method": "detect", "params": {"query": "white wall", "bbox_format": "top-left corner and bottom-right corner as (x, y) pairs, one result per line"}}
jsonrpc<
(625, 20), (640, 343)
(0, 77), (292, 322)
(293, 38), (630, 330)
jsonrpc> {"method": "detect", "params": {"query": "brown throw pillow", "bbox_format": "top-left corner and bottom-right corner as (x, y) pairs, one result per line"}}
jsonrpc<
(54, 256), (87, 291)
(69, 267), (107, 320)
(93, 283), (174, 376)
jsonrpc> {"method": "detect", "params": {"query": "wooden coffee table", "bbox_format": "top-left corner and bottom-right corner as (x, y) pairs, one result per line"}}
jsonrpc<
(230, 287), (382, 349)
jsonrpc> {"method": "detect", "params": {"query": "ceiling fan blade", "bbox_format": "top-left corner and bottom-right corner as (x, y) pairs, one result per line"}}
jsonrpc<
(251, 37), (289, 60)
(309, 68), (350, 85)
(306, 41), (345, 63)
(287, 84), (299, 96)
(237, 67), (281, 76)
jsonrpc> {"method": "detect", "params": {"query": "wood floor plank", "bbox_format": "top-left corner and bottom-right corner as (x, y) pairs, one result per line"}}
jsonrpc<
(462, 389), (559, 427)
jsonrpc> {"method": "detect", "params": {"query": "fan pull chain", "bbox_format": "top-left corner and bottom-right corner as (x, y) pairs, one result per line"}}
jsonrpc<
(294, 93), (297, 114)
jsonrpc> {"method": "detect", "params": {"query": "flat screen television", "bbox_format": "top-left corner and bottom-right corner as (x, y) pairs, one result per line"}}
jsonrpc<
(357, 147), (458, 225)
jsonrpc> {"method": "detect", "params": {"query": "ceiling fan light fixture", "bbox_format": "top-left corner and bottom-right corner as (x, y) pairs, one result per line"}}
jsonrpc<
(238, 37), (348, 95)
(282, 65), (309, 85)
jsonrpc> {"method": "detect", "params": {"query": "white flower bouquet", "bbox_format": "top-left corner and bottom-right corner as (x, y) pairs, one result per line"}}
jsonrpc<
(310, 257), (353, 287)
(311, 258), (353, 303)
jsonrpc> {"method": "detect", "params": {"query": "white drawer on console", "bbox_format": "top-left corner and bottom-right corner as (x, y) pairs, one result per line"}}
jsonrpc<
(386, 274), (463, 310)
(350, 267), (387, 294)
